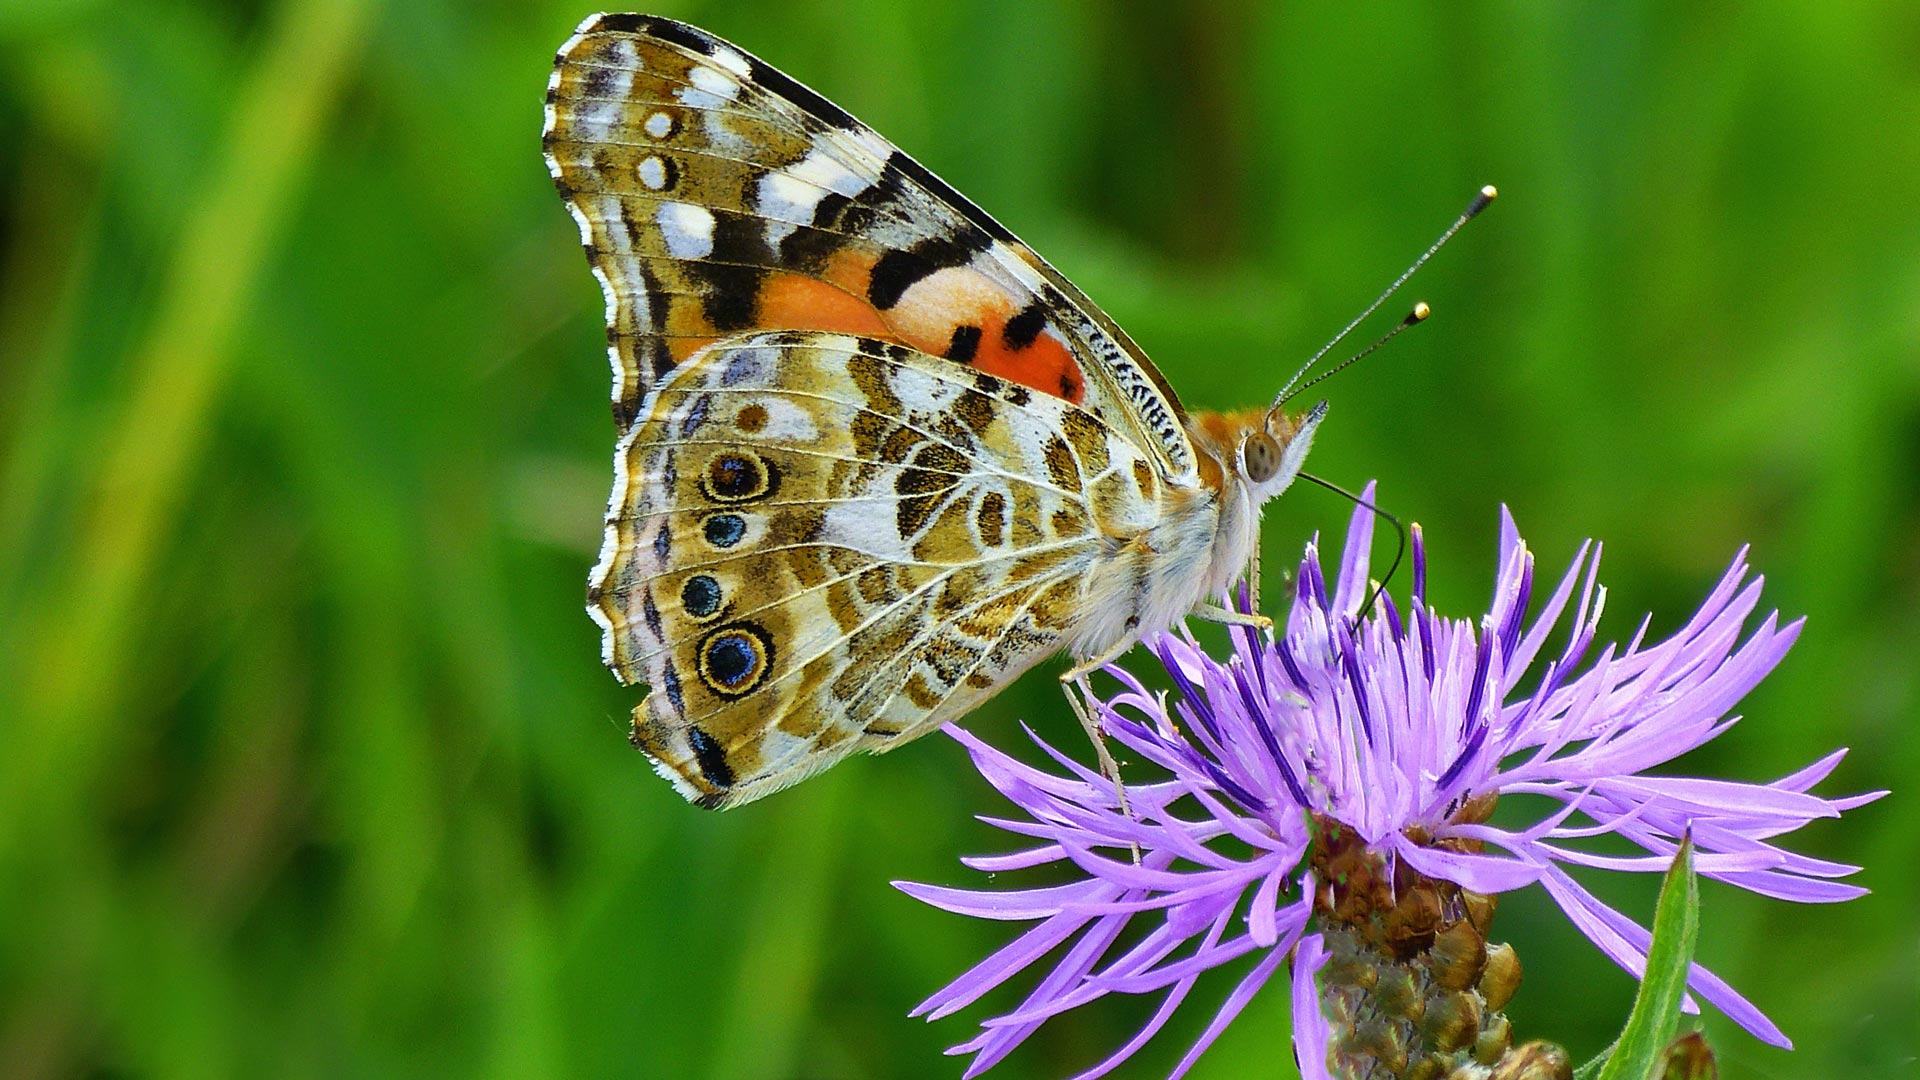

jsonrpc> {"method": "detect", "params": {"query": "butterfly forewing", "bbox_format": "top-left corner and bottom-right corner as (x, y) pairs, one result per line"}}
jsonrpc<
(542, 14), (1194, 472)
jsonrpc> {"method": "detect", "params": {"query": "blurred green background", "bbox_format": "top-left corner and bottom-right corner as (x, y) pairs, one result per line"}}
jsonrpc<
(2, 1), (1914, 1077)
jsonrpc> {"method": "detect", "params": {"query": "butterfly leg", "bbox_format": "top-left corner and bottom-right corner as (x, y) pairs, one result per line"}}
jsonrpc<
(1061, 649), (1143, 863)
(1249, 537), (1262, 612)
(1190, 602), (1273, 633)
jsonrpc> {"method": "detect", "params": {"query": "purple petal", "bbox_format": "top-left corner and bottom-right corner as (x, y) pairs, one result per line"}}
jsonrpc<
(896, 878), (1113, 921)
(1505, 540), (1593, 686)
(1167, 921), (1303, 1079)
(1063, 906), (1237, 1080)
(1390, 833), (1546, 893)
(1330, 481), (1379, 616)
(963, 844), (1069, 873)
(916, 908), (1100, 1020)
(1290, 931), (1333, 1080)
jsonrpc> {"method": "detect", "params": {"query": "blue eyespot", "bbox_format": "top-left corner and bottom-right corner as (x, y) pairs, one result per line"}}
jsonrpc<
(697, 622), (774, 698)
(705, 634), (758, 689)
(682, 574), (722, 617)
(704, 513), (746, 548)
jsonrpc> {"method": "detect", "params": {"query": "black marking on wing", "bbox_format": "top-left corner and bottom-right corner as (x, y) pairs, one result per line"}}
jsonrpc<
(626, 15), (715, 55)
(658, 658), (687, 716)
(868, 227), (994, 310)
(742, 57), (861, 132)
(583, 65), (620, 99)
(1002, 299), (1048, 350)
(642, 590), (665, 640)
(685, 212), (769, 331)
(685, 725), (736, 790)
(946, 324), (982, 362)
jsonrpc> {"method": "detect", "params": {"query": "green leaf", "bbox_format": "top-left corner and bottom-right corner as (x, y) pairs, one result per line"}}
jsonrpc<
(1590, 837), (1700, 1080)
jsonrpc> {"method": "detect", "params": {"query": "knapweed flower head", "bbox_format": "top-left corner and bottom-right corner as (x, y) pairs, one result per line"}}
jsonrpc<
(899, 487), (1881, 1079)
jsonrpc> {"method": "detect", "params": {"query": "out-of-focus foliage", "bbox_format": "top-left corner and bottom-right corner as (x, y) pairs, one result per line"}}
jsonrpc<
(1, 2), (1912, 1077)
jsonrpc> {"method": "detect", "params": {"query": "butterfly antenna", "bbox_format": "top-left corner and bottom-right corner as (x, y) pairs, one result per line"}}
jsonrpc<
(1297, 472), (1405, 620)
(1283, 302), (1429, 404)
(1271, 184), (1498, 409)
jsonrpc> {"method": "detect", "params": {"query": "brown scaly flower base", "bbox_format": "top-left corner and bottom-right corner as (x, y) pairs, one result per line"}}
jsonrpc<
(1309, 803), (1572, 1080)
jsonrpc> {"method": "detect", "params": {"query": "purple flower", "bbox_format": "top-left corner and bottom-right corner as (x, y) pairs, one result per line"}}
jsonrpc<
(898, 487), (1882, 1079)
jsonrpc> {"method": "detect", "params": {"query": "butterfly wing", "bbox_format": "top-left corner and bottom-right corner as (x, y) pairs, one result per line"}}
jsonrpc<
(541, 14), (1199, 478)
(603, 330), (1157, 806)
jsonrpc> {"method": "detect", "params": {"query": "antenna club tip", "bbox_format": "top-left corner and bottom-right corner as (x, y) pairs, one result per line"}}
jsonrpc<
(1466, 185), (1498, 218)
(1480, 184), (1499, 200)
(1408, 301), (1431, 323)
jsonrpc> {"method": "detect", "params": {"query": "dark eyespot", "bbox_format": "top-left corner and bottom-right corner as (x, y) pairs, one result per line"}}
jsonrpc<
(701, 449), (777, 502)
(1243, 433), (1282, 483)
(681, 574), (722, 618)
(703, 513), (746, 548)
(709, 453), (759, 497)
(697, 622), (775, 697)
(706, 635), (756, 686)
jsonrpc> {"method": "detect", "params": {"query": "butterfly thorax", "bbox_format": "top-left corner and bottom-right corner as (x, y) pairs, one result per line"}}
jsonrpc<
(1065, 403), (1324, 667)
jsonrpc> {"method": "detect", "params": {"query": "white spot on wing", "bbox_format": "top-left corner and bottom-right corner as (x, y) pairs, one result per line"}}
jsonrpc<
(638, 156), (668, 190)
(892, 365), (965, 416)
(603, 37), (641, 71)
(709, 46), (752, 78)
(678, 65), (740, 110)
(689, 65), (738, 99)
(842, 126), (896, 172)
(750, 397), (820, 442)
(822, 499), (915, 561)
(756, 149), (876, 246)
(644, 111), (673, 138)
(755, 174), (823, 249)
(656, 202), (715, 259)
(793, 147), (878, 191)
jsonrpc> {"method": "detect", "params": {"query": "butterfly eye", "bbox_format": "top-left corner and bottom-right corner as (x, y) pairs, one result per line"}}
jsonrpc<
(1242, 432), (1282, 483)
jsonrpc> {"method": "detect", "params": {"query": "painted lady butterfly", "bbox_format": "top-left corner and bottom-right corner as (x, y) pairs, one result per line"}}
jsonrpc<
(543, 14), (1460, 807)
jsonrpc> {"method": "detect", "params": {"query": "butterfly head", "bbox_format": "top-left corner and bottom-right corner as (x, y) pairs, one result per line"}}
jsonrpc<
(1202, 399), (1327, 505)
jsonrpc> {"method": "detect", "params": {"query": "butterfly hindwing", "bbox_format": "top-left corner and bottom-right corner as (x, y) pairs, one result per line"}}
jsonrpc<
(542, 13), (1196, 477)
(597, 331), (1157, 806)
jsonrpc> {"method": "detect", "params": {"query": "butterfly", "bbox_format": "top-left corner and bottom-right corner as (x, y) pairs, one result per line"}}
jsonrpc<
(544, 14), (1331, 808)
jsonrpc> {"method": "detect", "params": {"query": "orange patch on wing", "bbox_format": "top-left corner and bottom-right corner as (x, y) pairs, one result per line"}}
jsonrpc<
(760, 272), (891, 338)
(968, 328), (1084, 404)
(659, 251), (1088, 406)
(668, 336), (715, 364)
